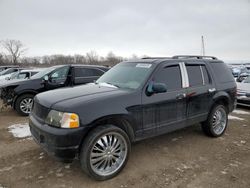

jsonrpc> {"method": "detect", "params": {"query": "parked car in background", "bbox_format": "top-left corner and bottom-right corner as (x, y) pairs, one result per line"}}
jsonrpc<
(236, 72), (250, 82)
(0, 65), (19, 73)
(231, 66), (248, 78)
(7, 69), (43, 80)
(29, 55), (236, 180)
(0, 64), (109, 116)
(0, 68), (25, 81)
(237, 75), (250, 107)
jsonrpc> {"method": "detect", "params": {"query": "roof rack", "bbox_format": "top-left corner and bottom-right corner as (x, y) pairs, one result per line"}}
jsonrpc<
(141, 57), (172, 59)
(172, 55), (218, 60)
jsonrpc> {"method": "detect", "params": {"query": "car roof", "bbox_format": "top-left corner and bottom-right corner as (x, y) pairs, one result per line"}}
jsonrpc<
(0, 65), (19, 68)
(125, 55), (221, 65)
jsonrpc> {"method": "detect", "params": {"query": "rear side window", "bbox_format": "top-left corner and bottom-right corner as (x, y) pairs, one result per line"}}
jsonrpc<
(210, 62), (234, 83)
(154, 65), (182, 91)
(186, 65), (203, 87)
(186, 64), (210, 87)
(75, 68), (103, 77)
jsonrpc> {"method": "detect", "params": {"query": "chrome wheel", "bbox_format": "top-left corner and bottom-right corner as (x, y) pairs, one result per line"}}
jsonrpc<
(90, 132), (128, 176)
(20, 98), (33, 114)
(212, 107), (227, 135)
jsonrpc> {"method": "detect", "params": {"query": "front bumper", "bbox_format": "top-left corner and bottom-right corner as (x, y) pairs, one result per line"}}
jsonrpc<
(29, 114), (89, 161)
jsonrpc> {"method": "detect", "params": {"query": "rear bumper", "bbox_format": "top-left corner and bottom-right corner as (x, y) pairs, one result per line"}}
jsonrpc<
(29, 114), (89, 161)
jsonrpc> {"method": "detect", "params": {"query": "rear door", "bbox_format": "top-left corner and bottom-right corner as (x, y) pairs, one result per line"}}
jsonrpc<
(185, 62), (215, 123)
(73, 67), (105, 85)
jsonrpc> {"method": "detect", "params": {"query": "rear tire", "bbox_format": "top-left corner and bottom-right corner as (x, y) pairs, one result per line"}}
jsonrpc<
(15, 94), (35, 116)
(80, 125), (131, 181)
(201, 104), (228, 137)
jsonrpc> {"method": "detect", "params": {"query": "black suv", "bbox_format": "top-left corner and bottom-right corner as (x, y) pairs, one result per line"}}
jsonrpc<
(29, 56), (236, 180)
(0, 64), (109, 116)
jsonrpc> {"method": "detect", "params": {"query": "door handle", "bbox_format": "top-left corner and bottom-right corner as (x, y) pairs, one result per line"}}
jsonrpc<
(176, 93), (186, 100)
(208, 88), (216, 93)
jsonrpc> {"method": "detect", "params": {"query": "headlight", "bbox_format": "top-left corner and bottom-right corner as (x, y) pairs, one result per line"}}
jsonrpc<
(45, 110), (80, 128)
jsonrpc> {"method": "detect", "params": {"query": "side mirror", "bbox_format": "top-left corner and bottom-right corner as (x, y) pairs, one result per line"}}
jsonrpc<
(43, 75), (49, 82)
(246, 93), (250, 97)
(147, 82), (167, 96)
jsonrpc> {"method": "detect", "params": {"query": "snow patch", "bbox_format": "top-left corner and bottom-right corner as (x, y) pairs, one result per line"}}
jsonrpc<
(8, 123), (31, 138)
(228, 115), (245, 121)
(232, 109), (250, 115)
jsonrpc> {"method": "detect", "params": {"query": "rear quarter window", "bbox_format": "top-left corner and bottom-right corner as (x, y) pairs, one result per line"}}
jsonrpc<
(210, 62), (234, 83)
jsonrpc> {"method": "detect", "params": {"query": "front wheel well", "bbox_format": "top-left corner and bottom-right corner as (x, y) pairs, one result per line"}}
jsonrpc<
(13, 92), (37, 109)
(79, 116), (135, 152)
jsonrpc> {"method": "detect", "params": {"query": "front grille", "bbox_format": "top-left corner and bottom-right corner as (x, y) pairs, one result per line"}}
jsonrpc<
(32, 101), (50, 120)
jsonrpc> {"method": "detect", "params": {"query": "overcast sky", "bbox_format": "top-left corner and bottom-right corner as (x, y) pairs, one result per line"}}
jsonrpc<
(0, 0), (250, 60)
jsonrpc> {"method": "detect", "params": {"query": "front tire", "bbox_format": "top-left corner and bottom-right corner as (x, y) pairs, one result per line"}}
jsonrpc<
(15, 94), (34, 116)
(201, 104), (228, 137)
(80, 125), (131, 180)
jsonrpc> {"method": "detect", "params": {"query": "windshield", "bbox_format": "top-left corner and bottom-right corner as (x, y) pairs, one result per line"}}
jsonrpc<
(96, 62), (154, 89)
(0, 68), (13, 76)
(31, 67), (57, 79)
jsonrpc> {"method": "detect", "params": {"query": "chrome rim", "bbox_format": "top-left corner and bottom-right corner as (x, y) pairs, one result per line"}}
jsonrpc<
(20, 98), (33, 114)
(212, 107), (227, 135)
(90, 132), (128, 176)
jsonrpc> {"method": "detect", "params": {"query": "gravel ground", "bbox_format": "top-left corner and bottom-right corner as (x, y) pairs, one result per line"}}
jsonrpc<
(0, 107), (250, 188)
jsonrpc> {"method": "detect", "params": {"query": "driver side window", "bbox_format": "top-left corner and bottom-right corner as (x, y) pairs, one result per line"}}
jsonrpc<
(153, 65), (182, 91)
(50, 66), (69, 83)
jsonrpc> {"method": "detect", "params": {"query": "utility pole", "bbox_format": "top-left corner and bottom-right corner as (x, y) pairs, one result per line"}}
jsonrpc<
(201, 36), (205, 56)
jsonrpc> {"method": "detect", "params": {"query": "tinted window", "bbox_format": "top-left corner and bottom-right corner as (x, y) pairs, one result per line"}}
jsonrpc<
(154, 65), (182, 91)
(201, 65), (210, 85)
(75, 68), (103, 77)
(31, 72), (38, 76)
(186, 65), (203, 87)
(210, 62), (234, 83)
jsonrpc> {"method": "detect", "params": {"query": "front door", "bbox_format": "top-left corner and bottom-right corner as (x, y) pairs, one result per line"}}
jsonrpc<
(142, 63), (187, 137)
(46, 66), (70, 90)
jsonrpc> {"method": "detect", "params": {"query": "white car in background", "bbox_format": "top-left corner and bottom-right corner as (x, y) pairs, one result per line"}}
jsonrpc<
(8, 69), (43, 80)
(237, 75), (250, 107)
(0, 68), (24, 81)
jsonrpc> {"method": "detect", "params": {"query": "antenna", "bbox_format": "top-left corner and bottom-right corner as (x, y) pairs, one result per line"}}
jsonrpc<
(201, 36), (205, 56)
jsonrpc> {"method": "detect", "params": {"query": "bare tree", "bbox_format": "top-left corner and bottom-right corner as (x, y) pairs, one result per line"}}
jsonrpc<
(105, 51), (123, 66)
(86, 50), (99, 65)
(1, 39), (27, 64)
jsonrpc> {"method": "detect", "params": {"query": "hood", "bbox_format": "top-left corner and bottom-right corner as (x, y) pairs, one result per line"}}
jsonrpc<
(237, 82), (250, 92)
(35, 83), (130, 109)
(0, 78), (40, 88)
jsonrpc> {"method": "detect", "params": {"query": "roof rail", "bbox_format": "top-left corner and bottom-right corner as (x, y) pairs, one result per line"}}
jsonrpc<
(172, 55), (218, 60)
(141, 57), (171, 59)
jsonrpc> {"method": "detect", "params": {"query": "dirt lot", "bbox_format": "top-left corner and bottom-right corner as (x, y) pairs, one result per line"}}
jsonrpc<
(0, 107), (250, 188)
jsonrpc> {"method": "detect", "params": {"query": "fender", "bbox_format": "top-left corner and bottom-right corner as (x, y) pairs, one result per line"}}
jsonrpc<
(87, 113), (137, 141)
(12, 89), (39, 107)
(211, 90), (230, 110)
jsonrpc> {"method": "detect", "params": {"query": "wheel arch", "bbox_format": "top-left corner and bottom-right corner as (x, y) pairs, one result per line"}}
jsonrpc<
(13, 90), (38, 109)
(79, 114), (136, 152)
(212, 92), (230, 113)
